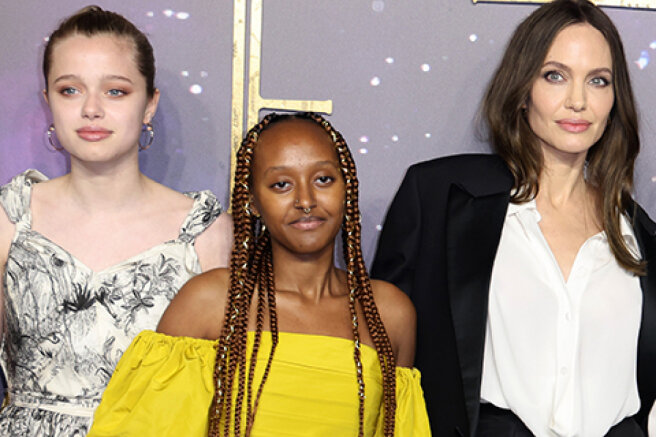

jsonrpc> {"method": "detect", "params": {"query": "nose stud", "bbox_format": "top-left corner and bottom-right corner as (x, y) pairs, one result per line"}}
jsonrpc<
(295, 199), (313, 214)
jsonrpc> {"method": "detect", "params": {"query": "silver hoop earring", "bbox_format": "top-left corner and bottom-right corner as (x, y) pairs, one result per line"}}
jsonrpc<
(138, 123), (154, 151)
(46, 124), (64, 152)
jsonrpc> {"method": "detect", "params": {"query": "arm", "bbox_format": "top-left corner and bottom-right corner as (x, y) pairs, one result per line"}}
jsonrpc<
(88, 332), (216, 437)
(195, 212), (233, 271)
(157, 268), (230, 340)
(370, 279), (417, 367)
(371, 280), (431, 436)
(370, 167), (422, 297)
(0, 209), (14, 340)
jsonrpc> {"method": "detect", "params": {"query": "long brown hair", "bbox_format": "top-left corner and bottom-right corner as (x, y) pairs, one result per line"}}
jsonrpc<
(481, 0), (643, 274)
(44, 5), (156, 97)
(209, 112), (397, 437)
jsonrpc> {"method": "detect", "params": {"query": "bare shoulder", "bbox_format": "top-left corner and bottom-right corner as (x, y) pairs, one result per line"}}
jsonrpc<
(144, 178), (199, 234)
(30, 176), (68, 210)
(370, 279), (416, 367)
(148, 179), (194, 211)
(195, 212), (234, 271)
(157, 267), (231, 340)
(0, 192), (14, 334)
(0, 197), (15, 265)
(370, 279), (416, 330)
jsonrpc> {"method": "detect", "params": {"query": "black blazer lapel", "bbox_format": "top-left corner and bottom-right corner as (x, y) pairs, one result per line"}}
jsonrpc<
(445, 183), (510, 436)
(632, 204), (656, 428)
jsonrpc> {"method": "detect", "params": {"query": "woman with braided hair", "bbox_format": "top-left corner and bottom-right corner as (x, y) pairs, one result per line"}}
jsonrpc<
(87, 112), (431, 437)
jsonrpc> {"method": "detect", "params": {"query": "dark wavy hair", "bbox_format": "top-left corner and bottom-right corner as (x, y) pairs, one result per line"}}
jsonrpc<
(481, 0), (642, 274)
(208, 112), (397, 437)
(43, 5), (156, 97)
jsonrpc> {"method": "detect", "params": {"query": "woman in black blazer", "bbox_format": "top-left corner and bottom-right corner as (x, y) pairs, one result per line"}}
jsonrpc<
(372, 1), (656, 436)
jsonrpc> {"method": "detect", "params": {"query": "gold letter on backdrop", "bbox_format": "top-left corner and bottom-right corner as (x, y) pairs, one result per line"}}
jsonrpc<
(230, 0), (333, 199)
(472, 0), (656, 9)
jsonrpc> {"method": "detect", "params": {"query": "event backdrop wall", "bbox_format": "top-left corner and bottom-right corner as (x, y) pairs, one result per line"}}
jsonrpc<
(2, 0), (656, 265)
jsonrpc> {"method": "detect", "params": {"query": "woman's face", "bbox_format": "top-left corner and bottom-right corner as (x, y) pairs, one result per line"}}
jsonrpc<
(44, 33), (159, 164)
(251, 119), (345, 257)
(526, 23), (614, 164)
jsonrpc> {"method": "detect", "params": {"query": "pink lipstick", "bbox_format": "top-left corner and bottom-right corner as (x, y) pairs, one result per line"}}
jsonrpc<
(76, 126), (113, 142)
(556, 119), (591, 133)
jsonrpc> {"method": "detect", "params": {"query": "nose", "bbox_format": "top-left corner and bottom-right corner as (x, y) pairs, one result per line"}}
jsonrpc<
(81, 93), (104, 120)
(295, 181), (317, 213)
(565, 83), (586, 112)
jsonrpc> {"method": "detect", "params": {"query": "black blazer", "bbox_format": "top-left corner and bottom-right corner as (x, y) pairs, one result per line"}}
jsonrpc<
(371, 154), (656, 437)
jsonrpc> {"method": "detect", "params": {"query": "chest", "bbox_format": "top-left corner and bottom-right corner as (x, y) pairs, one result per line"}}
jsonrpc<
(29, 204), (186, 273)
(491, 211), (642, 327)
(246, 292), (376, 348)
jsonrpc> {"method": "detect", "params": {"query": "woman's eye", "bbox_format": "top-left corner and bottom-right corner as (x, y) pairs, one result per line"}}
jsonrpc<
(60, 87), (79, 96)
(589, 76), (610, 87)
(316, 175), (335, 185)
(107, 89), (126, 97)
(271, 181), (290, 190)
(544, 71), (564, 83)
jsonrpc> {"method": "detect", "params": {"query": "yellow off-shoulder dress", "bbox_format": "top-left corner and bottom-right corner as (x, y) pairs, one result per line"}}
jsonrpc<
(87, 330), (431, 436)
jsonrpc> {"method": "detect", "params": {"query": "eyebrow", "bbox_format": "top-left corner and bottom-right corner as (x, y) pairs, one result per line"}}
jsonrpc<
(52, 74), (134, 85)
(542, 61), (612, 77)
(263, 160), (339, 175)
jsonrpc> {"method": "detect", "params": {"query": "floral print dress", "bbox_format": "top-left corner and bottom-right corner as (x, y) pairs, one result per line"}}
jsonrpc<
(0, 170), (223, 436)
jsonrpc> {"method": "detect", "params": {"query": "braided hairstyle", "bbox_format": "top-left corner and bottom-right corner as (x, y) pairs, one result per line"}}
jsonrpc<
(209, 112), (397, 437)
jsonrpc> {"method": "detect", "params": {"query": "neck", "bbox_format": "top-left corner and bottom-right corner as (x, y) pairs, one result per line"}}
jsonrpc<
(536, 149), (602, 232)
(271, 241), (343, 303)
(64, 155), (149, 212)
(538, 149), (589, 207)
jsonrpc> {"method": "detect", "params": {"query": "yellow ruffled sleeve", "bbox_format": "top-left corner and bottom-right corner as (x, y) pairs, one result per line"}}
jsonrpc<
(376, 367), (432, 436)
(87, 330), (217, 437)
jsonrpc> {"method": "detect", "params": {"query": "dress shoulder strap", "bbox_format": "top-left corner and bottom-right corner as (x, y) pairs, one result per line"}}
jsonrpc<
(178, 190), (223, 242)
(0, 169), (48, 225)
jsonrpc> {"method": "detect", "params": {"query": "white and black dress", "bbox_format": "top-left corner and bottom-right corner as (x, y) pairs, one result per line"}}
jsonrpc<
(0, 170), (223, 436)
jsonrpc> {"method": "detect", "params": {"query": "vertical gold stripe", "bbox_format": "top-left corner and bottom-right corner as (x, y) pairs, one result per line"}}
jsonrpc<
(247, 0), (332, 128)
(230, 0), (247, 210)
(248, 0), (264, 131)
(230, 0), (334, 211)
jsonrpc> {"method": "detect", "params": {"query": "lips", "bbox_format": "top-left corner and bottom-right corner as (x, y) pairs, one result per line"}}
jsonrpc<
(289, 216), (326, 230)
(76, 126), (113, 142)
(556, 119), (591, 133)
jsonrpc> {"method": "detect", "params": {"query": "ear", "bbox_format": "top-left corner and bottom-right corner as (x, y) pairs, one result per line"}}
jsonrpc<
(42, 89), (49, 106)
(142, 88), (160, 124)
(520, 100), (530, 115)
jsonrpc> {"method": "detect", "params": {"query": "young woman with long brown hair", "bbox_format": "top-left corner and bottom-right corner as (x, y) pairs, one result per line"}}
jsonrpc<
(88, 112), (430, 436)
(373, 0), (656, 436)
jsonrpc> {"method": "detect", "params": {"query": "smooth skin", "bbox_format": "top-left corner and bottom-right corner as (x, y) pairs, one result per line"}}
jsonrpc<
(528, 23), (614, 281)
(158, 119), (416, 367)
(0, 34), (233, 335)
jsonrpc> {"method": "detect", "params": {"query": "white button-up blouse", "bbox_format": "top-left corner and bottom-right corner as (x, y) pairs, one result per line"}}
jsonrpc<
(480, 199), (642, 437)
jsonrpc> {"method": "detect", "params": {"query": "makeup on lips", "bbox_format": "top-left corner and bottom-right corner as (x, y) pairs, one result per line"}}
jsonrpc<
(290, 216), (325, 231)
(556, 119), (591, 133)
(76, 126), (113, 142)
